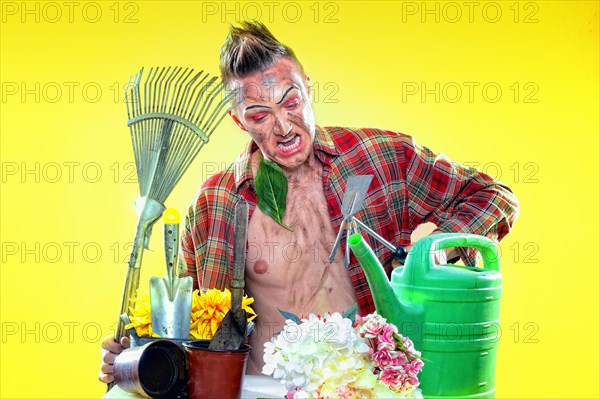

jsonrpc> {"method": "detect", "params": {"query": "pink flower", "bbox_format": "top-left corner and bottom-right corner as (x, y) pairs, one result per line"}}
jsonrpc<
(377, 324), (398, 350)
(390, 351), (408, 366)
(402, 336), (415, 352)
(404, 358), (424, 376)
(373, 347), (396, 368)
(360, 318), (385, 338)
(354, 314), (364, 325)
(405, 374), (419, 386)
(380, 366), (405, 389)
(286, 389), (309, 399)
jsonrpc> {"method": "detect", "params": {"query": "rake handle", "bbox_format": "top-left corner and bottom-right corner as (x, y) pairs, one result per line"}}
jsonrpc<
(108, 198), (164, 392)
(114, 234), (144, 342)
(107, 224), (146, 392)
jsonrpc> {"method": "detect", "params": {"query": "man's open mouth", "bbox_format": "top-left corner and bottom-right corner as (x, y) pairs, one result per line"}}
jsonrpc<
(277, 134), (300, 151)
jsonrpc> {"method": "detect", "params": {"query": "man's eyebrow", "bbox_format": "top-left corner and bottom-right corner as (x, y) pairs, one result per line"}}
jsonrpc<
(245, 104), (270, 111)
(275, 85), (297, 105)
(243, 85), (298, 111)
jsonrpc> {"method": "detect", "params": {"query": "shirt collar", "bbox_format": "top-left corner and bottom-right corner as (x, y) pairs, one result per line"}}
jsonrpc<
(233, 125), (339, 189)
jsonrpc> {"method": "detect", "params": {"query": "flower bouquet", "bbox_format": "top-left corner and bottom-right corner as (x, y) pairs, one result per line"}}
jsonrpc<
(262, 309), (423, 399)
(126, 288), (256, 339)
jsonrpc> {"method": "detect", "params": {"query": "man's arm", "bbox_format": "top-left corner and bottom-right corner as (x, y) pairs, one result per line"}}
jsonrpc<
(400, 135), (520, 265)
(178, 204), (202, 290)
(176, 169), (241, 291)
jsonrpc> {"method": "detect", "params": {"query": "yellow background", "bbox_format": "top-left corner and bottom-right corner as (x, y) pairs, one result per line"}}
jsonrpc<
(1, 1), (598, 398)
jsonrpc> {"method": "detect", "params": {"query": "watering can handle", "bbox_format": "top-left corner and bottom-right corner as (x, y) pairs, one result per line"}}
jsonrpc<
(411, 233), (500, 271)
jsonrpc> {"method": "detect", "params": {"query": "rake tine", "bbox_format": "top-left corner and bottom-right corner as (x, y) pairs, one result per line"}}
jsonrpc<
(199, 81), (223, 131)
(154, 66), (169, 114)
(124, 75), (133, 121)
(140, 67), (159, 196)
(168, 67), (192, 115)
(177, 70), (201, 118)
(162, 70), (193, 144)
(201, 82), (232, 136)
(185, 71), (210, 121)
(152, 68), (185, 200)
(164, 66), (181, 114)
(128, 68), (145, 194)
(134, 68), (146, 192)
(194, 77), (219, 129)
(192, 76), (218, 120)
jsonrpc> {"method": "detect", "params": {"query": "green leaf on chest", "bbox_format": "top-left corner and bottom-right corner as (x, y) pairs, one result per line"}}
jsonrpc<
(255, 157), (294, 232)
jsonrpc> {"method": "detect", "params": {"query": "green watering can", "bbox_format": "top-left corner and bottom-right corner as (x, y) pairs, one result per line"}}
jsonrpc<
(348, 233), (502, 399)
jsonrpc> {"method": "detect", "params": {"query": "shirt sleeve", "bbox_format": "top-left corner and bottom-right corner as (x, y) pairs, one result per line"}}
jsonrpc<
(176, 170), (237, 292)
(178, 204), (200, 291)
(400, 135), (520, 265)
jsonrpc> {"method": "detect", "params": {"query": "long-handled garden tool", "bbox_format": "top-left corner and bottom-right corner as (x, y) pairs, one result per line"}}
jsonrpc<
(149, 208), (193, 339)
(209, 200), (249, 350)
(110, 67), (233, 389)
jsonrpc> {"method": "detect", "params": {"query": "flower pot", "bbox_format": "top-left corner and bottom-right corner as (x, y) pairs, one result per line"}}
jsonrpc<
(130, 335), (209, 350)
(113, 339), (187, 399)
(183, 340), (251, 399)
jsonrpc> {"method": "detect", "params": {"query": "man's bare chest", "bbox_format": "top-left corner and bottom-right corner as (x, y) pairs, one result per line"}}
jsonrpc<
(245, 179), (336, 288)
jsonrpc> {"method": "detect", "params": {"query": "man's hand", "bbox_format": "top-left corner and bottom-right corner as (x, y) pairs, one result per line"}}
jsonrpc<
(98, 334), (130, 383)
(392, 223), (459, 267)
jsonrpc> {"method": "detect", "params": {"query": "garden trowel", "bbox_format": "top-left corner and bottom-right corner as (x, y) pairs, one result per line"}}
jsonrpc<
(149, 208), (193, 339)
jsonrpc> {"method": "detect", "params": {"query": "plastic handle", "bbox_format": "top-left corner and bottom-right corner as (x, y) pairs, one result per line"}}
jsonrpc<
(410, 233), (500, 272)
(163, 207), (180, 224)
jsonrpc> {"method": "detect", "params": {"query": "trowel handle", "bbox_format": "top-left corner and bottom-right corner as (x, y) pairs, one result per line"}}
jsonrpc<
(413, 233), (500, 271)
(163, 208), (180, 284)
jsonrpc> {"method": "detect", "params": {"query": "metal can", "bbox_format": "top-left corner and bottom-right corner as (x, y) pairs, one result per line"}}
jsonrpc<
(113, 339), (187, 399)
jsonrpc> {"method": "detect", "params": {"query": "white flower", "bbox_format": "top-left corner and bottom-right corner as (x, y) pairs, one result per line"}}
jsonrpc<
(263, 311), (422, 398)
(263, 312), (371, 393)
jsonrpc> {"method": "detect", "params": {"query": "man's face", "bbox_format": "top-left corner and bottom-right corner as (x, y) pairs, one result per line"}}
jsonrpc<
(228, 58), (315, 171)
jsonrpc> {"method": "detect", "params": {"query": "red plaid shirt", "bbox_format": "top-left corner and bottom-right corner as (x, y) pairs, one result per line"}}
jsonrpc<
(179, 126), (519, 315)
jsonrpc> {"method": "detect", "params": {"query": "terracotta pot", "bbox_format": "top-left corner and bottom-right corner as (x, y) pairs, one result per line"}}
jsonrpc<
(183, 340), (251, 399)
(113, 339), (187, 399)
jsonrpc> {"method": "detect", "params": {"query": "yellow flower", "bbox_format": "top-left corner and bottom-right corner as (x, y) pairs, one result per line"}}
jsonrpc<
(125, 289), (159, 338)
(190, 288), (257, 340)
(123, 287), (257, 340)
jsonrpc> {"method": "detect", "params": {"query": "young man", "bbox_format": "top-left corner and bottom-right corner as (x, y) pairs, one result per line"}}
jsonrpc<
(99, 21), (519, 380)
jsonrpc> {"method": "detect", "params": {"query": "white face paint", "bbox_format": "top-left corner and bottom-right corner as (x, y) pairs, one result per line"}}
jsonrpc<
(229, 58), (315, 172)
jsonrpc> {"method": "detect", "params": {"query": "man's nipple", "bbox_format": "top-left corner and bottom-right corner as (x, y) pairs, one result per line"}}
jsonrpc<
(253, 260), (269, 274)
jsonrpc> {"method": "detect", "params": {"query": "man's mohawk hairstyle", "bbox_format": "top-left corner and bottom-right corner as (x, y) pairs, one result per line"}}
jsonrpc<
(219, 20), (302, 85)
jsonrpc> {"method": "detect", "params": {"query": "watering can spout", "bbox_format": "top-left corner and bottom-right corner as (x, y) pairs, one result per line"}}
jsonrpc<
(348, 234), (423, 346)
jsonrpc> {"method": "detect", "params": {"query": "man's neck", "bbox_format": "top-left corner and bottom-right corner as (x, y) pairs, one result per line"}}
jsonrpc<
(280, 151), (322, 185)
(250, 149), (322, 185)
